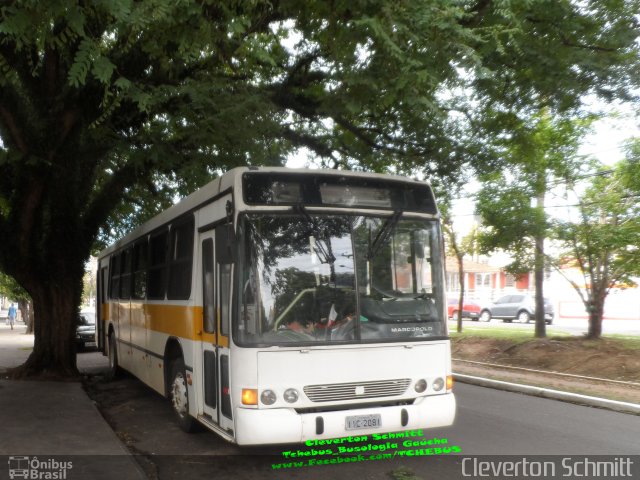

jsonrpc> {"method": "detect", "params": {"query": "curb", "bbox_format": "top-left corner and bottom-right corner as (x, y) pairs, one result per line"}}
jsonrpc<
(453, 373), (640, 415)
(84, 388), (149, 480)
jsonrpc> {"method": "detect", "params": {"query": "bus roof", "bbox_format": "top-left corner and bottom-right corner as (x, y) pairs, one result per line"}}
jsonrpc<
(97, 166), (434, 259)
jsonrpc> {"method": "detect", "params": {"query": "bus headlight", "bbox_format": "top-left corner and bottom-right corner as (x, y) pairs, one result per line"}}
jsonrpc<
(432, 377), (445, 392)
(414, 379), (427, 393)
(283, 388), (299, 403)
(260, 389), (277, 405)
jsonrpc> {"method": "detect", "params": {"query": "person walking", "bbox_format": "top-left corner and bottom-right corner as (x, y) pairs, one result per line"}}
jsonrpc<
(8, 303), (17, 330)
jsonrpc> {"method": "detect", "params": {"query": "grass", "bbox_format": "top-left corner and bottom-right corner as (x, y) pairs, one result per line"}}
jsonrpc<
(448, 323), (640, 351)
(448, 324), (571, 343)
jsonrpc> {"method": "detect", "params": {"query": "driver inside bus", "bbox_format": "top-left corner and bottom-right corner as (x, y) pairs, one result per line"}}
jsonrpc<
(278, 318), (316, 340)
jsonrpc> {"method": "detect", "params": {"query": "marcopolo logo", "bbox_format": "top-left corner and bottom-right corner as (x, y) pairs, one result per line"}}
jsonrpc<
(8, 456), (73, 479)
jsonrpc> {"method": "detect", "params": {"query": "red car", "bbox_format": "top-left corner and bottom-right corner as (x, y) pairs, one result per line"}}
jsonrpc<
(447, 297), (481, 321)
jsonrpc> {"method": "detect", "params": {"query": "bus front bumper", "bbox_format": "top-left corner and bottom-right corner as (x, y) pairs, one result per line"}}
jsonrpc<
(234, 392), (456, 446)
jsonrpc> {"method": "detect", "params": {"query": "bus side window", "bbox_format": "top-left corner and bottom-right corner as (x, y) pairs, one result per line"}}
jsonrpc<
(219, 263), (231, 336)
(148, 229), (169, 300)
(110, 254), (121, 300)
(202, 238), (215, 334)
(168, 215), (195, 300)
(132, 239), (148, 300)
(216, 224), (234, 337)
(120, 247), (132, 299)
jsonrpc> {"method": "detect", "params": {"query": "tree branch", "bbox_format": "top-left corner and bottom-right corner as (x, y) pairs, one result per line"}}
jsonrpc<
(281, 128), (336, 159)
(546, 255), (588, 308)
(81, 161), (151, 246)
(559, 36), (617, 53)
(460, 0), (493, 28)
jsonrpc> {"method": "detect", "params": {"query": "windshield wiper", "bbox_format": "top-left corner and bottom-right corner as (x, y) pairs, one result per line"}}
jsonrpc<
(293, 204), (336, 265)
(367, 210), (402, 260)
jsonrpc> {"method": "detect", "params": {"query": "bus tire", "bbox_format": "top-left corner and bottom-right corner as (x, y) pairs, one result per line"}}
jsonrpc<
(169, 358), (199, 433)
(106, 331), (121, 380)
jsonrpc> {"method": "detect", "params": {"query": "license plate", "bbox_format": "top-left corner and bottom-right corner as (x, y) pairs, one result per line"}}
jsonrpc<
(345, 414), (381, 430)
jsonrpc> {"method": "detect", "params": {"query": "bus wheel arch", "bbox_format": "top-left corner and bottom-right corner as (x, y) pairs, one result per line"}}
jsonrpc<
(163, 338), (183, 396)
(164, 339), (199, 433)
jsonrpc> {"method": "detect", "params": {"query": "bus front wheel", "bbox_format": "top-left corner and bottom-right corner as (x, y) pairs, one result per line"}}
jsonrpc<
(169, 358), (199, 433)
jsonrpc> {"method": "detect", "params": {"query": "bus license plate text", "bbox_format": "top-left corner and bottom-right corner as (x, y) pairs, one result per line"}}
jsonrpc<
(345, 414), (381, 430)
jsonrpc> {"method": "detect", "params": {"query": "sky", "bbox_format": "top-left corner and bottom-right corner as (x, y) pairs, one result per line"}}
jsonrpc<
(285, 102), (640, 247)
(450, 119), (639, 238)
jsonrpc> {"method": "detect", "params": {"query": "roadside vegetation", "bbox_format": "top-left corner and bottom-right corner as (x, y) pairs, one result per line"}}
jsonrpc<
(450, 325), (571, 342)
(0, 1), (639, 377)
(450, 326), (640, 382)
(450, 326), (640, 402)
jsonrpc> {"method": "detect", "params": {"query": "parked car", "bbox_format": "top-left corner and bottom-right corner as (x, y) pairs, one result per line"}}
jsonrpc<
(76, 311), (96, 350)
(447, 296), (482, 321)
(479, 294), (554, 324)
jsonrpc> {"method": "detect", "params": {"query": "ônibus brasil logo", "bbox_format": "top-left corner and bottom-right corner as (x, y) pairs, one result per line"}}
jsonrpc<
(8, 456), (73, 479)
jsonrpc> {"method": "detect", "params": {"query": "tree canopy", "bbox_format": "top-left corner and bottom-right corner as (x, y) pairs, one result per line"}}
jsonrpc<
(0, 0), (639, 375)
(552, 147), (640, 338)
(476, 112), (594, 269)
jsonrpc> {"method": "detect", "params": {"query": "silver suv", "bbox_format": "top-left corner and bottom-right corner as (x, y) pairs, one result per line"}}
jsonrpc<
(479, 294), (554, 324)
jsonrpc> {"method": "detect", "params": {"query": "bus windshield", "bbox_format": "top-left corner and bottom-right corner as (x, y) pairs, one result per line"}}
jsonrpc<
(237, 213), (445, 346)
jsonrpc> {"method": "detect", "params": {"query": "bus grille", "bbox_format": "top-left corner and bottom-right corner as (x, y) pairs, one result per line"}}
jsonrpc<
(303, 379), (411, 403)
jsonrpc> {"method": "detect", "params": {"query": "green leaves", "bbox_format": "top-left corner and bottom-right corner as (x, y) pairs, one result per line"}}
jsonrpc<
(553, 157), (640, 290)
(0, 0), (638, 274)
(475, 111), (594, 275)
(67, 39), (94, 87)
(91, 56), (116, 85)
(0, 272), (30, 302)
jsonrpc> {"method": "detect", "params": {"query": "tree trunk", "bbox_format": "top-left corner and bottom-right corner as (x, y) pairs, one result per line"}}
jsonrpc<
(17, 299), (34, 333)
(456, 253), (464, 334)
(586, 291), (605, 339)
(534, 192), (546, 339)
(587, 310), (603, 339)
(9, 274), (83, 378)
(1, 160), (93, 378)
(17, 300), (28, 326)
(25, 301), (34, 334)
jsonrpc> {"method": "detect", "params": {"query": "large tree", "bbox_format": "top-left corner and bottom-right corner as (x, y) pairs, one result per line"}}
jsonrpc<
(475, 111), (594, 337)
(552, 148), (640, 338)
(0, 1), (638, 376)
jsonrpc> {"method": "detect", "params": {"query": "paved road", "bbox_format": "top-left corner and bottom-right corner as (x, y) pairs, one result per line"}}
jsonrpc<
(433, 383), (640, 455)
(2, 327), (638, 479)
(83, 352), (640, 480)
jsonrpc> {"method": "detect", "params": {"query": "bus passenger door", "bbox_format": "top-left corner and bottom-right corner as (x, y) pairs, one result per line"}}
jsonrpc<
(214, 224), (234, 434)
(200, 235), (219, 423)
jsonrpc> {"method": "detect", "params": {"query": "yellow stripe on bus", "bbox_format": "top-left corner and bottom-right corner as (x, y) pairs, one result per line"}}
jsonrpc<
(102, 302), (229, 348)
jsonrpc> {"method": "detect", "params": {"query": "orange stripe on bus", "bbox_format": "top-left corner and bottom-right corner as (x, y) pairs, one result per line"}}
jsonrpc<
(102, 302), (229, 347)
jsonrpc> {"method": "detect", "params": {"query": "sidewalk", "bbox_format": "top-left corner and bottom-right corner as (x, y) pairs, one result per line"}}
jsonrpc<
(0, 324), (146, 480)
(0, 322), (33, 371)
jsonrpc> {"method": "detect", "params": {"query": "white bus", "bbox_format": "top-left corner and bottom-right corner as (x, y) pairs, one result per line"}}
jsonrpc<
(96, 167), (456, 445)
